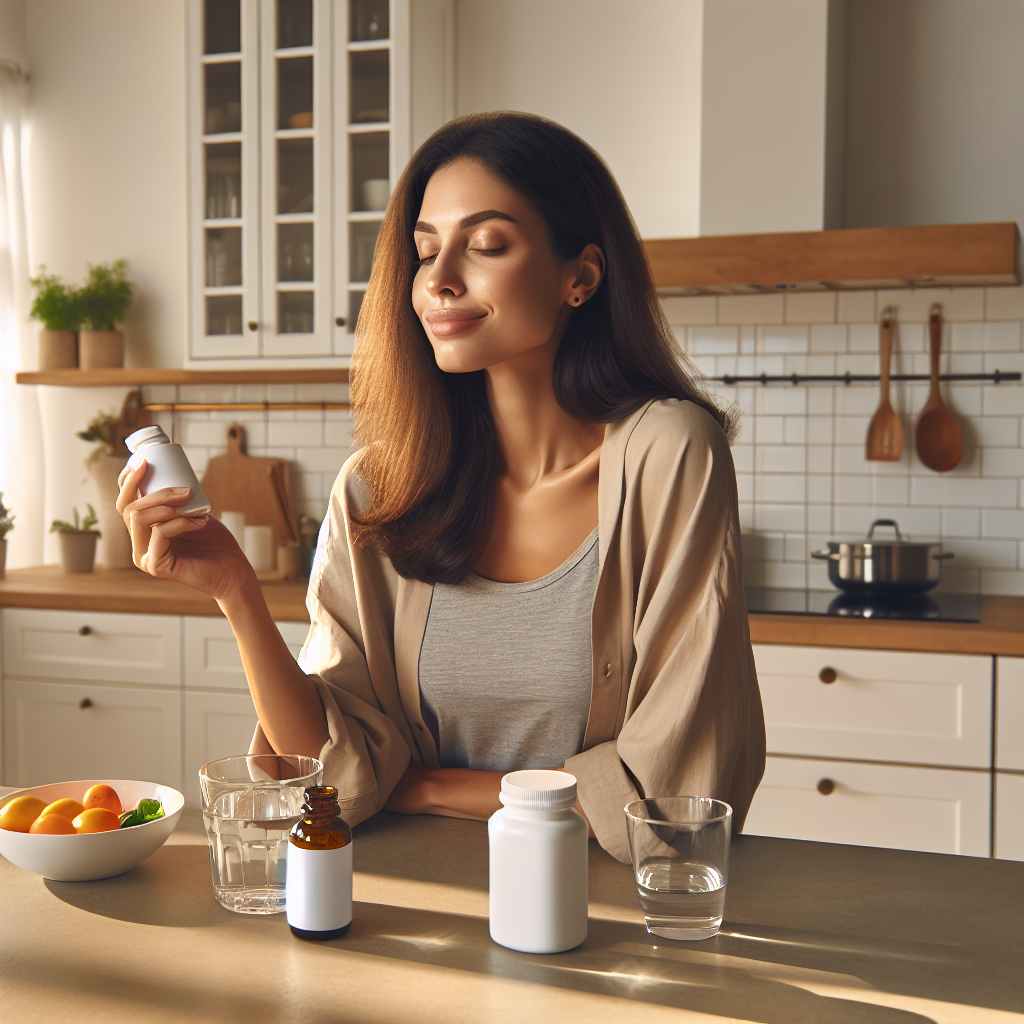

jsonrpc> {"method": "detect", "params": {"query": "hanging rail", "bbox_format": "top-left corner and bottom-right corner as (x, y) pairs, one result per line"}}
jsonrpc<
(711, 371), (1020, 387)
(143, 401), (350, 412)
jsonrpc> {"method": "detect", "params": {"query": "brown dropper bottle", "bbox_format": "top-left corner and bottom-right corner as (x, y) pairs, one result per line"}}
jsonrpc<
(286, 786), (353, 940)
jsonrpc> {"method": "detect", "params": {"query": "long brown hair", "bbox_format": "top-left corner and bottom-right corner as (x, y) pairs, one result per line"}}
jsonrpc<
(350, 112), (731, 585)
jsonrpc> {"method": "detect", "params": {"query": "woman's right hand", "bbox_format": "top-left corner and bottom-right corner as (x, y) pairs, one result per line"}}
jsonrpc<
(116, 461), (254, 601)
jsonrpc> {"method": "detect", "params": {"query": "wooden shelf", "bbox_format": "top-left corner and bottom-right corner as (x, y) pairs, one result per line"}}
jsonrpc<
(15, 367), (349, 387)
(644, 222), (1021, 295)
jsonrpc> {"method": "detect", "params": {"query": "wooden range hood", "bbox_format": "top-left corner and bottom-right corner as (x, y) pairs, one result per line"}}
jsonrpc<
(644, 222), (1021, 296)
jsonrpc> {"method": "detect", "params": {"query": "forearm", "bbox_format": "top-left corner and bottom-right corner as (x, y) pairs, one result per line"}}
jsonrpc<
(219, 577), (328, 757)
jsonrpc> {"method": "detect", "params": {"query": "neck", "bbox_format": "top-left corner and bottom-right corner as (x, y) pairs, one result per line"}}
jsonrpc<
(484, 335), (604, 489)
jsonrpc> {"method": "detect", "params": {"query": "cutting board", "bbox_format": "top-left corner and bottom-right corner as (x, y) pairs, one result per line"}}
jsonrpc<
(200, 424), (299, 547)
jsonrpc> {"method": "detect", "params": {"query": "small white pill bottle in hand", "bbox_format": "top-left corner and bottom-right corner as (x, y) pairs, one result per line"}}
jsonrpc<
(488, 769), (589, 954)
(122, 425), (212, 517)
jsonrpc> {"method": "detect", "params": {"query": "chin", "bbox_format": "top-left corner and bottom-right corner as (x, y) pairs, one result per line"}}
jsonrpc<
(430, 341), (492, 375)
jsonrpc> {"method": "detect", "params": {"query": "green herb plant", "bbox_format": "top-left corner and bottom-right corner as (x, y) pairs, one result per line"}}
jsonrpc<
(119, 798), (165, 829)
(77, 410), (122, 457)
(50, 505), (100, 535)
(79, 259), (133, 331)
(29, 267), (81, 331)
(0, 492), (14, 539)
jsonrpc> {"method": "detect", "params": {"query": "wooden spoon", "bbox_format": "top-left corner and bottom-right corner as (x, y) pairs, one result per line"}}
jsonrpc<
(865, 308), (903, 461)
(916, 305), (964, 472)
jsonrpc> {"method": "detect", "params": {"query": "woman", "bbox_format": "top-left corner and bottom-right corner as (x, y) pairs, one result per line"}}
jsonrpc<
(117, 112), (764, 862)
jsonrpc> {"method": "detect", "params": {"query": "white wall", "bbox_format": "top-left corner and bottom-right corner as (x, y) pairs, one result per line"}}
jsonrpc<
(845, 0), (1024, 232)
(0, 0), (27, 67)
(699, 0), (835, 235)
(454, 0), (704, 240)
(25, 0), (188, 369)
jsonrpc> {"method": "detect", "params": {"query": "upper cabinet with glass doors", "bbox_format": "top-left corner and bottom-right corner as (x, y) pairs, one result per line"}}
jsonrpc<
(187, 0), (454, 364)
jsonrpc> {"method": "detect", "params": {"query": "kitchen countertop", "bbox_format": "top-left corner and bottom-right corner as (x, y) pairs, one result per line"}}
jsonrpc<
(0, 805), (1020, 1024)
(1, 565), (1021, 655)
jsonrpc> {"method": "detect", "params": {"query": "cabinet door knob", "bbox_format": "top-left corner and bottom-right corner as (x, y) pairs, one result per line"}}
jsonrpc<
(79, 697), (93, 710)
(819, 666), (837, 684)
(78, 625), (92, 636)
(817, 778), (835, 796)
(247, 320), (258, 332)
(335, 316), (346, 327)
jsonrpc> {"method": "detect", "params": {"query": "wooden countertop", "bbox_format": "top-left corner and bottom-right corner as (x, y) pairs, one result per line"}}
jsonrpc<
(0, 805), (1020, 1024)
(0, 566), (309, 622)
(1, 566), (1020, 654)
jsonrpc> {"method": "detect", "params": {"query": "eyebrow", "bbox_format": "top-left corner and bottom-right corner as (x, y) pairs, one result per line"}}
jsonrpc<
(414, 209), (518, 234)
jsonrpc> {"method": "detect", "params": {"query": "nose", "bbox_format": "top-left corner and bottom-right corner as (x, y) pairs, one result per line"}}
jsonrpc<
(424, 245), (465, 299)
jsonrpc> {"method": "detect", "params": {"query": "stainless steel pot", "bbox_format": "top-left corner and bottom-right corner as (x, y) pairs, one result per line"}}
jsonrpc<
(811, 519), (953, 594)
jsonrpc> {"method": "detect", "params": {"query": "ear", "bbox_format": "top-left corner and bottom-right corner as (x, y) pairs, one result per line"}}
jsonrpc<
(565, 243), (605, 307)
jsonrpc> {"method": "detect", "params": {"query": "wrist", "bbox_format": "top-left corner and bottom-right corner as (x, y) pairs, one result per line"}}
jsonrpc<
(216, 571), (266, 624)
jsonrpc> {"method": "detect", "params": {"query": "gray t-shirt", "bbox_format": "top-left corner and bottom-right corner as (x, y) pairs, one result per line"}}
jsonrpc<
(418, 528), (598, 771)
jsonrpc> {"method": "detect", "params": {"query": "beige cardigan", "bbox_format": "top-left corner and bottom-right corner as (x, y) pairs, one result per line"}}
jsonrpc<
(252, 398), (765, 863)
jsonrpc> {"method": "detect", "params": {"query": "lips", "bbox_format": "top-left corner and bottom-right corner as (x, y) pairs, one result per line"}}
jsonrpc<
(424, 308), (487, 337)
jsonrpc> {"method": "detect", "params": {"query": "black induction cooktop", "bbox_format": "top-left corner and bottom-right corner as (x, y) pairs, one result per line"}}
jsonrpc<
(745, 587), (983, 623)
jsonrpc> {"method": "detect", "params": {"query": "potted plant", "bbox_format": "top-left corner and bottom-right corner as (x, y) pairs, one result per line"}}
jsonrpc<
(77, 391), (144, 569)
(0, 492), (14, 579)
(78, 259), (133, 370)
(29, 267), (81, 369)
(51, 506), (101, 573)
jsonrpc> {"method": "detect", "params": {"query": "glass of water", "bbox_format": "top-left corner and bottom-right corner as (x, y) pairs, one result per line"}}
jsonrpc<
(624, 796), (732, 941)
(200, 755), (323, 915)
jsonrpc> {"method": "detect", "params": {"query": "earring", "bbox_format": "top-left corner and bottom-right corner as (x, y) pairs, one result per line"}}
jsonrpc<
(572, 296), (581, 304)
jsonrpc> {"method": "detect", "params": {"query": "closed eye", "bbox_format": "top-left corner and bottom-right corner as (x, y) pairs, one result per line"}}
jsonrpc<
(417, 253), (438, 267)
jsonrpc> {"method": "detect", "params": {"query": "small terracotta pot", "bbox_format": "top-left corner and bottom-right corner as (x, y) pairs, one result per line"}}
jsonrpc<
(38, 329), (78, 370)
(79, 330), (125, 369)
(59, 531), (100, 573)
(0, 537), (7, 579)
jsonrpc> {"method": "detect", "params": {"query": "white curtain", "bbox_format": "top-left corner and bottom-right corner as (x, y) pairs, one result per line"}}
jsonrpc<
(0, 61), (44, 568)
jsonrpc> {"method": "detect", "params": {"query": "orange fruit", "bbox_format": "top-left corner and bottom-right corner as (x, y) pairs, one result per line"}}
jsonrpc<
(73, 807), (121, 834)
(82, 784), (122, 816)
(0, 796), (46, 833)
(41, 798), (84, 820)
(30, 814), (76, 835)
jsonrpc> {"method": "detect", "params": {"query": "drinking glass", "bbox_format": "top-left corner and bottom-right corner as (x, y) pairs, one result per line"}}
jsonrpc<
(624, 796), (732, 940)
(200, 754), (322, 914)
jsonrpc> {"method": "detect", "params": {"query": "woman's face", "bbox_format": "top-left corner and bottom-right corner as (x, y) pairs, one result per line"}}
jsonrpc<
(411, 158), (600, 374)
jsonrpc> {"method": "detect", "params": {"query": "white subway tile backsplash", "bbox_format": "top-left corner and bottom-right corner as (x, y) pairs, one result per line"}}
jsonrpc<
(755, 475), (807, 504)
(296, 446), (349, 474)
(785, 291), (836, 324)
(692, 326), (739, 354)
(807, 388), (836, 415)
(807, 475), (832, 503)
(269, 420), (323, 447)
(755, 504), (806, 532)
(807, 505), (832, 532)
(871, 475), (909, 507)
(660, 295), (717, 326)
(982, 509), (1024, 540)
(836, 291), (875, 323)
(848, 324), (879, 353)
(783, 417), (807, 444)
(810, 324), (847, 353)
(754, 417), (785, 445)
(944, 539), (1018, 569)
(763, 326), (809, 354)
(986, 285), (1024, 322)
(941, 508), (980, 538)
(807, 447), (833, 474)
(757, 388), (807, 416)
(731, 445), (753, 473)
(983, 385), (1024, 416)
(982, 447), (1024, 477)
(979, 570), (1024, 596)
(718, 294), (784, 325)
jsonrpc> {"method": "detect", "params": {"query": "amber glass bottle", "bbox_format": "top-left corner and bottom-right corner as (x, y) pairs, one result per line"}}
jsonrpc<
(286, 786), (353, 940)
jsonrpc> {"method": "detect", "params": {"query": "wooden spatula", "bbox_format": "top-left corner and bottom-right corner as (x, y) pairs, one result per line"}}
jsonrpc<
(865, 308), (903, 461)
(915, 305), (964, 472)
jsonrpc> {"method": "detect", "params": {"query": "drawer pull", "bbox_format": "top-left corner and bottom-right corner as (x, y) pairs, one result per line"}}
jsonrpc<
(78, 698), (93, 710)
(818, 667), (837, 684)
(78, 625), (92, 636)
(817, 778), (835, 796)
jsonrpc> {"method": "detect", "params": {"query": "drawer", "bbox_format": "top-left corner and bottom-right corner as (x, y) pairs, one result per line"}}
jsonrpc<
(3, 678), (182, 791)
(183, 616), (310, 690)
(996, 657), (1024, 771)
(183, 690), (259, 807)
(743, 755), (991, 857)
(994, 773), (1024, 862)
(3, 608), (181, 687)
(753, 644), (992, 768)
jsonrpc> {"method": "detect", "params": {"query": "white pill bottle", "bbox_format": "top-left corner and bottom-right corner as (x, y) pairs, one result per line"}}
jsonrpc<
(123, 425), (212, 517)
(488, 769), (588, 953)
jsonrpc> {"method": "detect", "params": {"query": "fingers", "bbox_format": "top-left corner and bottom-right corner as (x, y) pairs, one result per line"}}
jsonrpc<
(116, 461), (147, 518)
(140, 515), (210, 577)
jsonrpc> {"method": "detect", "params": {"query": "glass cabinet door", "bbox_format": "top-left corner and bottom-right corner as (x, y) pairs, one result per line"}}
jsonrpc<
(261, 0), (333, 356)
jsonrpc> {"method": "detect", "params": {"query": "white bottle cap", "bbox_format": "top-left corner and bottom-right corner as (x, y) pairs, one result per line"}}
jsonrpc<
(499, 770), (577, 812)
(125, 425), (170, 453)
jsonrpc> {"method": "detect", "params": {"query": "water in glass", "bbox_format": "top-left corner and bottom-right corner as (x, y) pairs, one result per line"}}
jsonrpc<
(636, 859), (726, 940)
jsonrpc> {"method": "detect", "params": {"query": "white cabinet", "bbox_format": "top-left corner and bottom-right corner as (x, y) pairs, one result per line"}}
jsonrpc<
(996, 657), (1024, 772)
(744, 756), (991, 857)
(183, 690), (259, 807)
(187, 0), (454, 363)
(184, 615), (309, 689)
(995, 772), (1024, 861)
(754, 644), (992, 768)
(3, 679), (183, 791)
(3, 608), (181, 687)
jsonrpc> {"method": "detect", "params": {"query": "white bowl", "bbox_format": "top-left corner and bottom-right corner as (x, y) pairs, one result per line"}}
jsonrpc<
(0, 779), (184, 881)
